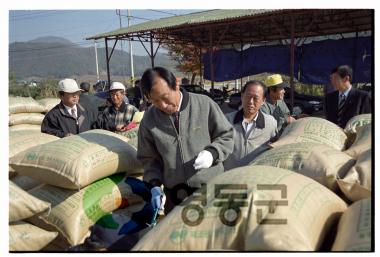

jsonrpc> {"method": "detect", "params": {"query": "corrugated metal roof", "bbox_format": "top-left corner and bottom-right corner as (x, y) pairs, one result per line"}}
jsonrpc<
(87, 9), (278, 40)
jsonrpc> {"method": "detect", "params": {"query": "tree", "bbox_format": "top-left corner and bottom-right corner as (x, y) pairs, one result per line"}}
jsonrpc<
(164, 43), (202, 85)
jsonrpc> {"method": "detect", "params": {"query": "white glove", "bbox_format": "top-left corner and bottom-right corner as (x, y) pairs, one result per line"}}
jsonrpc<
(150, 186), (166, 210)
(193, 150), (213, 170)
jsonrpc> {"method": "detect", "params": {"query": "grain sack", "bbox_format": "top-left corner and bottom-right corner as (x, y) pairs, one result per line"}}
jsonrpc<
(332, 198), (371, 251)
(9, 130), (58, 158)
(270, 117), (347, 151)
(9, 129), (143, 189)
(118, 125), (139, 149)
(9, 221), (58, 251)
(132, 165), (347, 251)
(9, 181), (50, 222)
(250, 143), (355, 191)
(344, 124), (371, 159)
(9, 96), (46, 114)
(11, 175), (42, 191)
(28, 174), (144, 246)
(37, 98), (60, 113)
(9, 113), (45, 126)
(344, 114), (372, 134)
(9, 124), (42, 132)
(337, 149), (371, 202)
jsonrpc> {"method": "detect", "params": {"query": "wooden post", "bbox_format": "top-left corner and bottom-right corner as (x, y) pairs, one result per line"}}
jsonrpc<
(290, 15), (295, 112)
(209, 28), (214, 96)
(150, 34), (155, 68)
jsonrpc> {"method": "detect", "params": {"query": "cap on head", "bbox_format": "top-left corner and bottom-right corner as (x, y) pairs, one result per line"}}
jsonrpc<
(110, 82), (125, 91)
(264, 74), (289, 88)
(58, 78), (82, 93)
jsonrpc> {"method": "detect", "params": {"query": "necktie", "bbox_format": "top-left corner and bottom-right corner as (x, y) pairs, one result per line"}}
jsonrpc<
(173, 111), (179, 133)
(71, 108), (77, 120)
(337, 94), (346, 125)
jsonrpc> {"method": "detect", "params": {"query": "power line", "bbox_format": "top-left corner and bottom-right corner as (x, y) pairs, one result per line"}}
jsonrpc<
(148, 9), (178, 16)
(10, 10), (80, 21)
(9, 41), (93, 52)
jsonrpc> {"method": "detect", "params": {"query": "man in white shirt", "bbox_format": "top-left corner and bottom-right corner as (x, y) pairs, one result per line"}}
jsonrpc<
(41, 78), (98, 138)
(224, 80), (277, 170)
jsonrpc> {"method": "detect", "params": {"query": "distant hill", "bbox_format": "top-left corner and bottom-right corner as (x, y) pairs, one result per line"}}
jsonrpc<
(9, 36), (177, 80)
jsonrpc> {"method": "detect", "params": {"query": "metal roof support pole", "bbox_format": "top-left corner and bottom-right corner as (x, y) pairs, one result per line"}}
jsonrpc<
(289, 14), (295, 113)
(105, 38), (111, 87)
(199, 45), (203, 87)
(150, 34), (155, 68)
(208, 28), (215, 96)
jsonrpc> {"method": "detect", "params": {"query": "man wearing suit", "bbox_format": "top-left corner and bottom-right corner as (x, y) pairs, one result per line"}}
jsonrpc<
(325, 65), (371, 128)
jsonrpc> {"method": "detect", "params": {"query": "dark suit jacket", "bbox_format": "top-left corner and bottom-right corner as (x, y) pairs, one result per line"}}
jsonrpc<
(325, 87), (371, 128)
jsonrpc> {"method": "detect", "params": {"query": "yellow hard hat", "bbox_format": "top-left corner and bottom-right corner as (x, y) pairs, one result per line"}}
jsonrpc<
(264, 74), (289, 88)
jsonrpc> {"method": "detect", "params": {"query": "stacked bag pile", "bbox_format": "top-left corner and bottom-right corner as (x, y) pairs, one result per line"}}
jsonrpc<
(9, 97), (49, 132)
(9, 129), (145, 251)
(131, 116), (372, 251)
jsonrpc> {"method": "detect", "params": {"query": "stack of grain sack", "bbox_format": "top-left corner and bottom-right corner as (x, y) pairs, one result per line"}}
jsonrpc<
(131, 116), (371, 251)
(9, 96), (49, 132)
(9, 129), (145, 251)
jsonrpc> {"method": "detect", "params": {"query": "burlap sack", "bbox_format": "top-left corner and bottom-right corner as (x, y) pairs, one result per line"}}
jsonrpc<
(132, 165), (347, 251)
(344, 114), (372, 134)
(9, 124), (42, 132)
(250, 143), (355, 191)
(28, 173), (144, 246)
(270, 117), (347, 151)
(332, 198), (371, 251)
(9, 96), (46, 114)
(118, 125), (139, 149)
(9, 221), (58, 251)
(344, 124), (371, 159)
(9, 181), (50, 222)
(9, 113), (45, 126)
(9, 130), (58, 158)
(11, 175), (43, 191)
(9, 129), (143, 189)
(337, 149), (371, 202)
(37, 98), (60, 113)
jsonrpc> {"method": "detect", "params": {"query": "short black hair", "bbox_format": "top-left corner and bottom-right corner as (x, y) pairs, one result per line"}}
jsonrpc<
(58, 91), (65, 97)
(140, 67), (177, 99)
(331, 65), (353, 82)
(80, 82), (91, 92)
(242, 80), (266, 95)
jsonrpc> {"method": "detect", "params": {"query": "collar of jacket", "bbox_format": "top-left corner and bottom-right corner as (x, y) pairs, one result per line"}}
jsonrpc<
(111, 100), (127, 113)
(233, 109), (265, 129)
(59, 102), (84, 117)
(179, 87), (190, 112)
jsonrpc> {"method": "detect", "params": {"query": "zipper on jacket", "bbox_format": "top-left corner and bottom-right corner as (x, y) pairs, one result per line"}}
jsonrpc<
(169, 115), (186, 168)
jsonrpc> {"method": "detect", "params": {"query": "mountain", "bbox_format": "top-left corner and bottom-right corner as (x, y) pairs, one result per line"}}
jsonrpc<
(9, 37), (177, 80)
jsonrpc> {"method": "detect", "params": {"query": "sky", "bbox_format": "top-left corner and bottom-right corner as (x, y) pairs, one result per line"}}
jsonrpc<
(9, 9), (204, 56)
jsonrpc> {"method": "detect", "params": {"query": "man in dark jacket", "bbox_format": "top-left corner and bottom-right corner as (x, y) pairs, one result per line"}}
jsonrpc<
(79, 82), (106, 109)
(325, 65), (371, 128)
(41, 78), (98, 138)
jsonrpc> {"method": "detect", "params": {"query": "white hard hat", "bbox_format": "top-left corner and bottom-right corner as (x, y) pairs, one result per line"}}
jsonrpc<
(110, 82), (125, 91)
(58, 79), (82, 93)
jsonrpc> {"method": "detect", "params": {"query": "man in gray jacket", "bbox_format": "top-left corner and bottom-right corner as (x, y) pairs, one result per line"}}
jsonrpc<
(137, 67), (234, 214)
(224, 80), (277, 170)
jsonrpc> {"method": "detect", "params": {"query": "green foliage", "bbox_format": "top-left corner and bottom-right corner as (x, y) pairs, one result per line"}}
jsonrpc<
(9, 79), (59, 99)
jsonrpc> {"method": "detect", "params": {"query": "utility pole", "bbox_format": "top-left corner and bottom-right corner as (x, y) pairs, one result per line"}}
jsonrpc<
(128, 9), (135, 83)
(116, 9), (127, 81)
(94, 40), (100, 82)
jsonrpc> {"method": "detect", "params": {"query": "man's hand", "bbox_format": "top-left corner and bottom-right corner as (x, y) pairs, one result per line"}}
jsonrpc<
(287, 116), (296, 124)
(150, 186), (166, 210)
(116, 124), (125, 131)
(193, 150), (213, 170)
